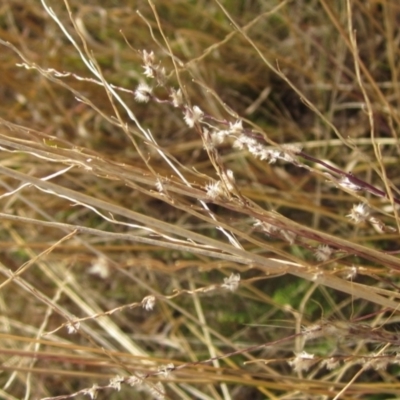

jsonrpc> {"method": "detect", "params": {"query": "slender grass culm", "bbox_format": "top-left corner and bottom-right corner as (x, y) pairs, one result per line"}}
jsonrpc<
(1, 0), (400, 399)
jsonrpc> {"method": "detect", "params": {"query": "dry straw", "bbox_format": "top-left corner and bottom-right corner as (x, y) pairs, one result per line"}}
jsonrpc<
(1, 0), (400, 398)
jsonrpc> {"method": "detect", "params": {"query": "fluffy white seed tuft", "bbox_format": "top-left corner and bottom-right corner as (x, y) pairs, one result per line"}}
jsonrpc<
(221, 273), (240, 291)
(183, 106), (204, 128)
(347, 203), (370, 224)
(134, 82), (152, 103)
(142, 295), (156, 311)
(288, 351), (316, 372)
(314, 245), (333, 262)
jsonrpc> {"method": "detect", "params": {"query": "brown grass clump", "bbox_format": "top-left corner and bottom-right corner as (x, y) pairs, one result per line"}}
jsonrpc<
(1, 0), (400, 399)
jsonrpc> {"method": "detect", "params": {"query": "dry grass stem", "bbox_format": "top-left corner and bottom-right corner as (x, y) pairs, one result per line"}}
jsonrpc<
(1, 0), (400, 398)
